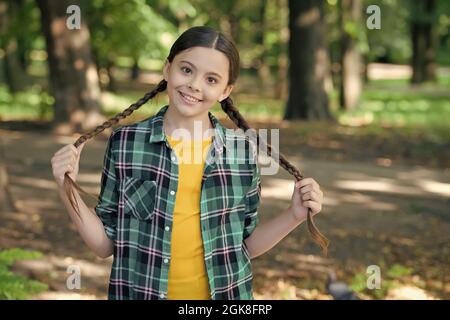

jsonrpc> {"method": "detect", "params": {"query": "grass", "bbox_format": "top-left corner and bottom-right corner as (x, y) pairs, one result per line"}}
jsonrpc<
(350, 263), (414, 299)
(328, 72), (450, 144)
(0, 248), (48, 300)
(0, 85), (54, 121)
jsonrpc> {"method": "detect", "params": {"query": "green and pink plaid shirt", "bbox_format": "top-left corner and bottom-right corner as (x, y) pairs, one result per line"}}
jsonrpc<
(95, 104), (261, 300)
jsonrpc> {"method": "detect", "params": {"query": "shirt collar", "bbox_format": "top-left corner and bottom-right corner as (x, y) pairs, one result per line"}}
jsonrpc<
(148, 105), (226, 155)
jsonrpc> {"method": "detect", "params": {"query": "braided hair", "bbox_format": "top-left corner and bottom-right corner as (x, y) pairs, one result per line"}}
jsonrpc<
(64, 26), (330, 255)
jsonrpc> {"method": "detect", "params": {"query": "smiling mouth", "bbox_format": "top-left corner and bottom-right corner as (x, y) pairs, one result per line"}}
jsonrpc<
(178, 91), (202, 104)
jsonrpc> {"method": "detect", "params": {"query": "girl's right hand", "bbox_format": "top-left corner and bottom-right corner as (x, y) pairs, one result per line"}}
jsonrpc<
(51, 142), (86, 189)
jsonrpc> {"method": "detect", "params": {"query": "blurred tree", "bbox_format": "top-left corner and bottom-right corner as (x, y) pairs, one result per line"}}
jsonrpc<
(0, 0), (30, 92)
(255, 0), (271, 92)
(36, 0), (101, 133)
(364, 0), (410, 64)
(435, 0), (450, 65)
(149, 0), (198, 31)
(85, 0), (177, 89)
(274, 0), (289, 100)
(339, 0), (363, 110)
(410, 0), (438, 83)
(285, 0), (332, 120)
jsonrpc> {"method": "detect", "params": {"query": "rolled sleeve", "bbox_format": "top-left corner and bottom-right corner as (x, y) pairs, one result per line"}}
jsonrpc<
(94, 130), (119, 241)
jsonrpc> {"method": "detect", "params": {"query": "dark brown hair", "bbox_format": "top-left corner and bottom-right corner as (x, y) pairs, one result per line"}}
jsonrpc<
(65, 26), (329, 255)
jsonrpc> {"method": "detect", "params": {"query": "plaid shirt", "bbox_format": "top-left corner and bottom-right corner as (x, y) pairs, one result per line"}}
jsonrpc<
(94, 105), (261, 300)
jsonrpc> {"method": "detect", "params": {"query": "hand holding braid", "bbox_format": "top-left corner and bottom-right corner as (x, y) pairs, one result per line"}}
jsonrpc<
(220, 96), (330, 256)
(62, 79), (168, 218)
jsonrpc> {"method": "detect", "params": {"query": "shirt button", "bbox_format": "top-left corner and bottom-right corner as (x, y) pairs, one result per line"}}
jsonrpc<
(165, 226), (170, 231)
(170, 190), (175, 196)
(164, 258), (169, 264)
(171, 156), (176, 161)
(160, 293), (165, 299)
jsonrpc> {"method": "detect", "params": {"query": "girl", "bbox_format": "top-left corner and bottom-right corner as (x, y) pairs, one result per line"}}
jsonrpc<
(50, 26), (327, 300)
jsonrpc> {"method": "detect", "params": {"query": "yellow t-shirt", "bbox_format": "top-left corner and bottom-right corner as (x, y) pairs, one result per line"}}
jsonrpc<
(166, 134), (213, 300)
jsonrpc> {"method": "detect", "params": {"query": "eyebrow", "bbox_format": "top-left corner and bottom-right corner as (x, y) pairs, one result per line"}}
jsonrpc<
(179, 60), (223, 79)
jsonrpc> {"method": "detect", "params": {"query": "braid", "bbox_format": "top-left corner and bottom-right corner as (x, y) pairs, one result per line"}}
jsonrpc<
(64, 79), (167, 219)
(220, 96), (330, 256)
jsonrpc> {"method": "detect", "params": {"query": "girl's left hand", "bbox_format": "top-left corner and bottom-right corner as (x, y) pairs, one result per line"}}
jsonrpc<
(288, 178), (323, 221)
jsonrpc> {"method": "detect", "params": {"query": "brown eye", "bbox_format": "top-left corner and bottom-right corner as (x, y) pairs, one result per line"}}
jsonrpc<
(207, 77), (217, 84)
(181, 67), (191, 74)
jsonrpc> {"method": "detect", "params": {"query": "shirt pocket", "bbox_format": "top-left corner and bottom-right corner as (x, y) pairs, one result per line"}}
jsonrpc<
(122, 176), (157, 221)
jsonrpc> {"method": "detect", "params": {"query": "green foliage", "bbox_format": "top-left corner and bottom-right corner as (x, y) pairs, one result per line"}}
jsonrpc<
(364, 0), (412, 63)
(335, 75), (450, 143)
(387, 264), (413, 278)
(0, 248), (48, 300)
(0, 0), (42, 50)
(85, 0), (178, 65)
(350, 263), (414, 299)
(0, 85), (53, 120)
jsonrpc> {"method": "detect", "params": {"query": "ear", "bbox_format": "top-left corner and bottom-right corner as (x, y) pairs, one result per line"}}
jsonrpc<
(163, 59), (170, 81)
(218, 84), (234, 102)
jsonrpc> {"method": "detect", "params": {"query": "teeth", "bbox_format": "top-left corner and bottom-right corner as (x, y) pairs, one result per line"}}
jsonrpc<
(181, 92), (199, 102)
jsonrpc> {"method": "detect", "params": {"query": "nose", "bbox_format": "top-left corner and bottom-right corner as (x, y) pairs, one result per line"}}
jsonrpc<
(188, 76), (201, 92)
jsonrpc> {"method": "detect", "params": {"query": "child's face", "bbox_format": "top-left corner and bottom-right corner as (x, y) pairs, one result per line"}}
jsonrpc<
(163, 46), (234, 119)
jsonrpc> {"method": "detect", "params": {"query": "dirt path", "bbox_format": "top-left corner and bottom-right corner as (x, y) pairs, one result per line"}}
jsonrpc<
(1, 128), (449, 300)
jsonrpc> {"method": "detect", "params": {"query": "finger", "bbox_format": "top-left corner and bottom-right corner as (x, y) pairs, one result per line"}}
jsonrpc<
(318, 189), (324, 200)
(54, 172), (69, 186)
(299, 178), (321, 190)
(301, 191), (311, 201)
(57, 145), (78, 158)
(302, 200), (321, 213)
(52, 152), (76, 162)
(307, 186), (323, 201)
(51, 154), (76, 165)
(297, 178), (312, 188)
(53, 163), (74, 174)
(56, 174), (70, 186)
(302, 191), (319, 201)
(54, 146), (78, 160)
(300, 184), (313, 193)
(299, 178), (320, 188)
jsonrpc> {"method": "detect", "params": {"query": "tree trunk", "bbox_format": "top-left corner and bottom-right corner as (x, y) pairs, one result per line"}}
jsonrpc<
(285, 0), (332, 120)
(339, 0), (362, 111)
(219, 0), (239, 43)
(0, 1), (27, 93)
(411, 0), (437, 84)
(3, 40), (27, 93)
(36, 0), (102, 133)
(275, 0), (289, 100)
(0, 137), (17, 213)
(106, 59), (117, 92)
(256, 0), (271, 94)
(228, 2), (239, 44)
(130, 59), (140, 81)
